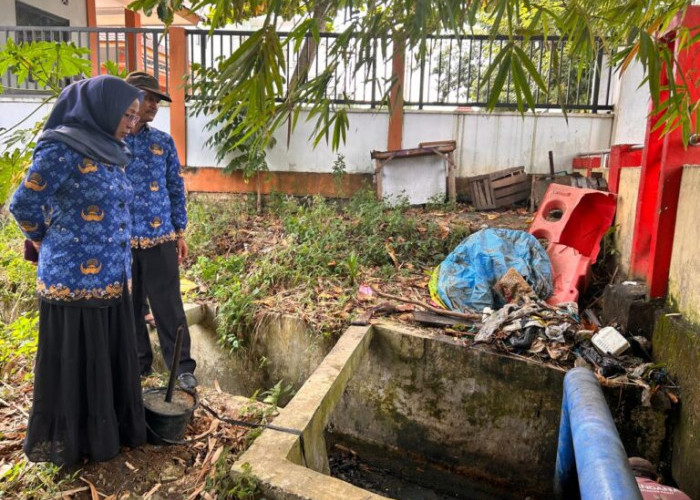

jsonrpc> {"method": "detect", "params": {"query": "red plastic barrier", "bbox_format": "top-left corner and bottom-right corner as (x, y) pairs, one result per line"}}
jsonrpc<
(544, 244), (592, 305)
(529, 184), (617, 304)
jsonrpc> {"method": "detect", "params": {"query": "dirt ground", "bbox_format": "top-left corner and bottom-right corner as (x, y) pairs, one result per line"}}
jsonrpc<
(0, 382), (268, 499)
(0, 206), (541, 499)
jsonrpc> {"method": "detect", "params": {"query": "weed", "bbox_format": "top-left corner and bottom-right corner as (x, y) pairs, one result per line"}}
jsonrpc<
(332, 153), (347, 196)
(0, 312), (38, 380)
(207, 459), (262, 499)
(0, 460), (80, 499)
(425, 192), (457, 211)
(259, 380), (295, 406)
(185, 191), (470, 351)
(0, 219), (37, 323)
(345, 251), (360, 285)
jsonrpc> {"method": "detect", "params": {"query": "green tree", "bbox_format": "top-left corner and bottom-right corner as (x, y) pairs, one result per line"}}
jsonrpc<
(128, 0), (696, 158)
(0, 39), (91, 204)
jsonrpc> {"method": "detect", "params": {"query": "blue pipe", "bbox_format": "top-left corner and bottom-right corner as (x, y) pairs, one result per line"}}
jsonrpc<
(554, 367), (642, 500)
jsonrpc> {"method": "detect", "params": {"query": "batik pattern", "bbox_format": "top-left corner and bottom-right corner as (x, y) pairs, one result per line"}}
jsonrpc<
(10, 141), (133, 303)
(125, 126), (187, 249)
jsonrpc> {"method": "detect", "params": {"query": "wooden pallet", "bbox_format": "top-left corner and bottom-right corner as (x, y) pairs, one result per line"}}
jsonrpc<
(467, 166), (530, 210)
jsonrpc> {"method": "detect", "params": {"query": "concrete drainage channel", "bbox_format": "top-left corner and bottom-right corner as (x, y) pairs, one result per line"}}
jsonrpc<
(226, 321), (668, 500)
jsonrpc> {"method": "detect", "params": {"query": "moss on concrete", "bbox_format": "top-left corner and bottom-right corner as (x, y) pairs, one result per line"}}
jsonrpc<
(653, 313), (700, 498)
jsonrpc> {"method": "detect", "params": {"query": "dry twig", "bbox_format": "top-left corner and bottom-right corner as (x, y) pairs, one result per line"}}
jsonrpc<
(371, 288), (480, 320)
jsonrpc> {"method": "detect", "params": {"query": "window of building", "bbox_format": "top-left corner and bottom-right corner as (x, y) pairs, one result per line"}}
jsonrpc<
(15, 2), (69, 27)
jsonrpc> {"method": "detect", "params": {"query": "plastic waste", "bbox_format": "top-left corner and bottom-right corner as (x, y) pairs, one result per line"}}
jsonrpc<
(592, 326), (630, 356)
(578, 345), (626, 378)
(507, 325), (540, 350)
(435, 228), (553, 312)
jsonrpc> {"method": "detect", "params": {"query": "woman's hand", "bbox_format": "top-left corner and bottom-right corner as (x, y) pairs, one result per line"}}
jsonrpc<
(177, 237), (188, 264)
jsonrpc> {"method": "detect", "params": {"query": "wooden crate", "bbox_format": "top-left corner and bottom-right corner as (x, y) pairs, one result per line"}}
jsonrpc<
(467, 166), (530, 210)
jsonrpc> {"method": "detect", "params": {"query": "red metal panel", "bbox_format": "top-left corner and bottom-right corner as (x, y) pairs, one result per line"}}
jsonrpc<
(608, 144), (643, 194)
(572, 156), (603, 170)
(629, 6), (700, 297)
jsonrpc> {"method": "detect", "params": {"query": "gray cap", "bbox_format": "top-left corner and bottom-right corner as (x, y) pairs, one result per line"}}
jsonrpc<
(125, 71), (172, 102)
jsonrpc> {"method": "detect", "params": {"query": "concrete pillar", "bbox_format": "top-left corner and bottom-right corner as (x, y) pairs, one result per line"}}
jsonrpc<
(85, 0), (98, 76)
(387, 35), (405, 151)
(168, 27), (188, 165)
(124, 9), (141, 73)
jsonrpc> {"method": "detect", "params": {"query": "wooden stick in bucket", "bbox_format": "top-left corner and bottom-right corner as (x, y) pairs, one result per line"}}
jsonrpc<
(165, 325), (185, 403)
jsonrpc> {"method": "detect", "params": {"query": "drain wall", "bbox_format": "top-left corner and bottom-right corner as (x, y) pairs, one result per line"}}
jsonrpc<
(329, 323), (669, 499)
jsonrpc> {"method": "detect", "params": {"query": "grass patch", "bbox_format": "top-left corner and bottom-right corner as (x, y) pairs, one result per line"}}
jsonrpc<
(185, 190), (471, 352)
(0, 219), (37, 324)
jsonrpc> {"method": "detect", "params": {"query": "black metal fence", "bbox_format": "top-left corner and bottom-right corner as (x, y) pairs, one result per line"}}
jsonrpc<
(1, 26), (613, 112)
(0, 26), (169, 94)
(187, 30), (613, 112)
(403, 35), (612, 111)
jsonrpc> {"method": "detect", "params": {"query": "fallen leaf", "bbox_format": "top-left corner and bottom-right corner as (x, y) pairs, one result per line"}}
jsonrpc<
(385, 243), (399, 268)
(79, 477), (100, 500)
(214, 379), (222, 393)
(193, 419), (219, 440)
(125, 461), (136, 471)
(180, 278), (198, 293)
(486, 213), (500, 220)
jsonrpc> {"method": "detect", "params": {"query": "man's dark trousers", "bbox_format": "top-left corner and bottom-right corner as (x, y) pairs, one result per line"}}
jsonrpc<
(132, 240), (196, 376)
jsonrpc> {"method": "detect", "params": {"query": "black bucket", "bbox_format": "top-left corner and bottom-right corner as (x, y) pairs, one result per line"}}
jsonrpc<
(143, 387), (199, 445)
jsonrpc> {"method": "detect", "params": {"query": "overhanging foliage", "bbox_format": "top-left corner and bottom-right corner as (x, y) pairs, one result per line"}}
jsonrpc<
(128, 0), (699, 163)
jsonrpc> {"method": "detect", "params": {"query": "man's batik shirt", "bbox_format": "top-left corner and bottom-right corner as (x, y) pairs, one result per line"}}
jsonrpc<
(125, 125), (187, 249)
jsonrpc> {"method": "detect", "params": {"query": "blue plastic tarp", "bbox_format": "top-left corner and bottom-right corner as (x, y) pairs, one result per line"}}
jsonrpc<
(436, 228), (553, 312)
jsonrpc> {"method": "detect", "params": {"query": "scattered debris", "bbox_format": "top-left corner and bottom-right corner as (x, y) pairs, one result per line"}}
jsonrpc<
(592, 326), (631, 356)
(411, 311), (476, 328)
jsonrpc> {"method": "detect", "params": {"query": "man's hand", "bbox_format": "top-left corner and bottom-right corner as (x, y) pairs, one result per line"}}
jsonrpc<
(177, 237), (188, 264)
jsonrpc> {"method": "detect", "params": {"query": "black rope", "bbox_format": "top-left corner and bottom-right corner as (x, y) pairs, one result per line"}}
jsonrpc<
(144, 397), (310, 468)
(198, 401), (309, 468)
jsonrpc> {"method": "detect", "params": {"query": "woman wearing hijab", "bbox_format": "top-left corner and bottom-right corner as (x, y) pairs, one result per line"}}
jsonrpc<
(9, 75), (147, 466)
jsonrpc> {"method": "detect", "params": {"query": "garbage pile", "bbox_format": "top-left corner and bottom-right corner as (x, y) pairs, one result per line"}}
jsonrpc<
(473, 295), (671, 393)
(427, 226), (676, 397)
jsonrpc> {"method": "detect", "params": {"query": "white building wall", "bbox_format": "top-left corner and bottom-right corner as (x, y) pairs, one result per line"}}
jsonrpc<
(0, 0), (87, 26)
(187, 108), (389, 174)
(611, 60), (650, 146)
(1, 98), (614, 177)
(187, 107), (613, 176)
(0, 97), (171, 151)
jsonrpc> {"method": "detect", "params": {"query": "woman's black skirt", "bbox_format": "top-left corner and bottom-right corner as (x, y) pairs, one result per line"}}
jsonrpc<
(24, 293), (146, 466)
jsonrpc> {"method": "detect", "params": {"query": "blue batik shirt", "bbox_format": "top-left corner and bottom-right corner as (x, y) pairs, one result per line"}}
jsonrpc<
(124, 125), (187, 249)
(10, 141), (133, 305)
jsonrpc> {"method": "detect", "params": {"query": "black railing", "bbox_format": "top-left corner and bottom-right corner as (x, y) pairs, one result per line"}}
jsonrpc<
(0, 26), (169, 94)
(1, 26), (613, 112)
(187, 30), (613, 112)
(186, 29), (393, 107)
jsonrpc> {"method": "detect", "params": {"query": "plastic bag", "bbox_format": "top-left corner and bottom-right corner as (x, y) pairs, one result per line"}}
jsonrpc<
(435, 228), (553, 312)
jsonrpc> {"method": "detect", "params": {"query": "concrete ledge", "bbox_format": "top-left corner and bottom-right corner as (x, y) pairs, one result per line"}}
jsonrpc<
(183, 302), (210, 326)
(232, 325), (386, 500)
